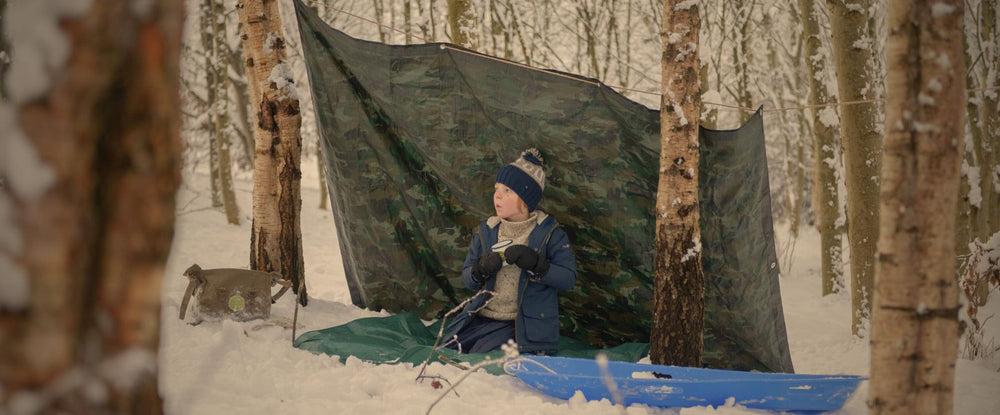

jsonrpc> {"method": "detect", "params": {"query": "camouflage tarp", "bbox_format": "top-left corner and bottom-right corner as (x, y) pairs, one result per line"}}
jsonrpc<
(293, 312), (650, 375)
(294, 0), (793, 373)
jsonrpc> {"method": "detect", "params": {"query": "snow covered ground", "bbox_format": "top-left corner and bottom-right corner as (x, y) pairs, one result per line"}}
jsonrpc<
(159, 166), (1000, 414)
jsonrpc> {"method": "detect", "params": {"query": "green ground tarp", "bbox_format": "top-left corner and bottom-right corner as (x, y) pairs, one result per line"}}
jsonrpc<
(293, 313), (649, 375)
(294, 0), (793, 373)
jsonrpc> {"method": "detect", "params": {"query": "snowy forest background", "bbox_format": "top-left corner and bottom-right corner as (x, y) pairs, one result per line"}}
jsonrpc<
(177, 0), (999, 343)
(1, 0), (999, 413)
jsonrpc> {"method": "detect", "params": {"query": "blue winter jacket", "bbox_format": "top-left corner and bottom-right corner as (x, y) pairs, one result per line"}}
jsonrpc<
(447, 212), (577, 353)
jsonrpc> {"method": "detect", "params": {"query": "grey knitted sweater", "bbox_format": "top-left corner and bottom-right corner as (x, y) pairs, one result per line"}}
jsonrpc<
(478, 212), (539, 320)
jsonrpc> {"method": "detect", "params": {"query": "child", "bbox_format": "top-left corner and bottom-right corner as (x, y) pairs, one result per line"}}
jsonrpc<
(446, 148), (577, 354)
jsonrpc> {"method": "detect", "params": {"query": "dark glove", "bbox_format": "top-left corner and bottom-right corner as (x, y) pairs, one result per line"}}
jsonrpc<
(472, 252), (503, 284)
(504, 245), (549, 279)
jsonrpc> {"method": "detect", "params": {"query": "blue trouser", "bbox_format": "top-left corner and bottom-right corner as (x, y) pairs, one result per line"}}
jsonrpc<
(446, 315), (515, 353)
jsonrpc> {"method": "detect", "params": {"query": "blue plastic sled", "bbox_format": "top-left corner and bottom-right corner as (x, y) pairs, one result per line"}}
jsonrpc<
(506, 356), (865, 412)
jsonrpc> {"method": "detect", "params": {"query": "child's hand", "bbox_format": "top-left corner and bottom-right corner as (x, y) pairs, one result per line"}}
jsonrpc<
(472, 252), (503, 284)
(504, 245), (549, 279)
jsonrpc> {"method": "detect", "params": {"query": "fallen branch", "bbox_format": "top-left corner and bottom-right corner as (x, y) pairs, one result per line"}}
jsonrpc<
(595, 353), (628, 414)
(425, 341), (517, 415)
(415, 289), (494, 384)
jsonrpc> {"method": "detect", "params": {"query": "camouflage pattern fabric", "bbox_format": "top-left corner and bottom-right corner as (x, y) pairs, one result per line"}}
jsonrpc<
(294, 0), (793, 373)
(293, 312), (650, 375)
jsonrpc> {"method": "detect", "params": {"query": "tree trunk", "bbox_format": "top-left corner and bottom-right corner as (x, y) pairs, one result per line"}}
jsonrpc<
(209, 129), (223, 206)
(794, 140), (805, 235)
(488, 0), (502, 57)
(650, 0), (704, 368)
(699, 63), (718, 129)
(427, 0), (438, 41)
(211, 0), (240, 225)
(783, 130), (804, 238)
(620, 0), (633, 91)
(404, 0), (413, 44)
(0, 0), (9, 101)
(732, 0), (754, 124)
(973, 0), (999, 242)
(318, 145), (328, 210)
(0, 1), (183, 412)
(827, 0), (882, 336)
(800, 0), (844, 296)
(970, 0), (999, 305)
(201, 0), (222, 208)
(870, 1), (964, 413)
(576, 2), (602, 80)
(447, 0), (478, 49)
(372, 0), (387, 43)
(504, 0), (533, 66)
(238, 0), (307, 305)
(956, 29), (979, 261)
(224, 34), (254, 167)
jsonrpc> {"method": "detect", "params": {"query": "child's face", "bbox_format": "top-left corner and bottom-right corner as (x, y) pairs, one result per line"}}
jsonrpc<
(494, 183), (530, 222)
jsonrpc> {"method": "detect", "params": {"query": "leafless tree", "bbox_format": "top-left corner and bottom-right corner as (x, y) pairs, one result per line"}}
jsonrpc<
(650, 0), (704, 367)
(870, 0), (964, 412)
(0, 1), (184, 412)
(238, 0), (307, 305)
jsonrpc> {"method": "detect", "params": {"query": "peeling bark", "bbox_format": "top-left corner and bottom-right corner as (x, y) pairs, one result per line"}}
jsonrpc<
(650, 0), (704, 368)
(238, 0), (306, 305)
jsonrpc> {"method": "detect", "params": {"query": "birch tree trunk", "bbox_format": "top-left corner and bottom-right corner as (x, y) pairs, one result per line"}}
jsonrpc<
(870, 0), (964, 413)
(0, 1), (183, 412)
(800, 0), (844, 295)
(237, 0), (307, 305)
(827, 0), (882, 335)
(650, 0), (704, 367)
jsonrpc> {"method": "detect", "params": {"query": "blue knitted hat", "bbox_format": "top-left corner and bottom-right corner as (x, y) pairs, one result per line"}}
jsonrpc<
(496, 148), (546, 211)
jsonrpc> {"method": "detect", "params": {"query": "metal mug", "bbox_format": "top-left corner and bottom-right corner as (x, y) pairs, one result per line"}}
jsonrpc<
(491, 239), (513, 262)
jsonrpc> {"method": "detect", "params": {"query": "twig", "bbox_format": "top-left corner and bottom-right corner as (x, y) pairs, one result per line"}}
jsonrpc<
(420, 374), (460, 397)
(595, 354), (627, 413)
(425, 357), (506, 415)
(176, 206), (216, 217)
(415, 290), (495, 382)
(437, 355), (471, 371)
(176, 187), (204, 215)
(291, 286), (302, 344)
(425, 343), (567, 414)
(425, 341), (518, 415)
